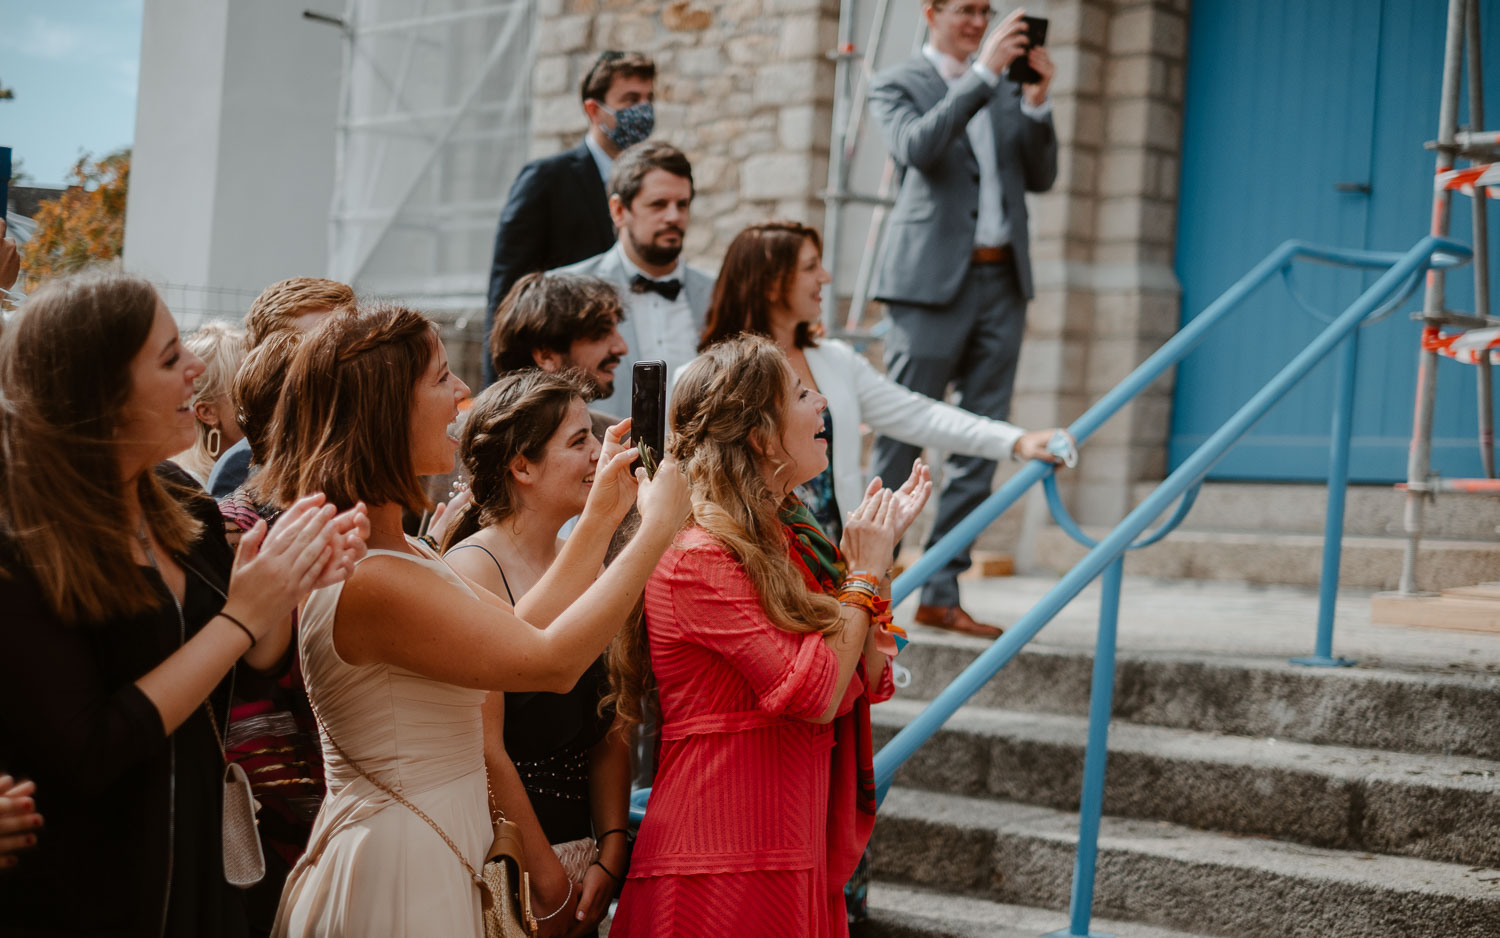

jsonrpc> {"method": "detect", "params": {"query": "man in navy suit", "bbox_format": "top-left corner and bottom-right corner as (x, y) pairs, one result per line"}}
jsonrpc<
(483, 50), (657, 385)
(868, 5), (1057, 637)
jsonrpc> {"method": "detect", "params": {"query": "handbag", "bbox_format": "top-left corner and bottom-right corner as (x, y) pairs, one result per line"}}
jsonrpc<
(311, 706), (538, 938)
(204, 691), (267, 887)
(551, 837), (597, 883)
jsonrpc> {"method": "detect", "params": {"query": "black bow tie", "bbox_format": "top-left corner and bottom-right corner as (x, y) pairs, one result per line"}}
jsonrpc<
(630, 273), (682, 301)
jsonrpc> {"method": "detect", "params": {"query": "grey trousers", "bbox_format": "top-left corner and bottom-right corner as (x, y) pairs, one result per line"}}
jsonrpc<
(870, 262), (1027, 607)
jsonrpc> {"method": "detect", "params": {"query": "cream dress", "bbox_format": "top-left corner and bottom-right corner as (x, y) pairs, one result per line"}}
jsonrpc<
(274, 542), (490, 938)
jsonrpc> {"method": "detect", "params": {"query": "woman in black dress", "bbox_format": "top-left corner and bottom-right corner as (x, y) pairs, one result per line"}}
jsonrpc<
(443, 370), (634, 937)
(0, 271), (366, 937)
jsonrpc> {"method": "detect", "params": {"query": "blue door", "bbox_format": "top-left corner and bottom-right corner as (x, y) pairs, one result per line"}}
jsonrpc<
(1171, 0), (1500, 482)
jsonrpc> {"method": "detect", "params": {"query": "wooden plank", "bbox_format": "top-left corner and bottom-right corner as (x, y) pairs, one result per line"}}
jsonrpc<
(1371, 592), (1500, 633)
(1441, 584), (1500, 601)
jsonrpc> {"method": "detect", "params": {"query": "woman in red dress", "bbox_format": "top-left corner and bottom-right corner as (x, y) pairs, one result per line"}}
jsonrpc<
(609, 334), (930, 938)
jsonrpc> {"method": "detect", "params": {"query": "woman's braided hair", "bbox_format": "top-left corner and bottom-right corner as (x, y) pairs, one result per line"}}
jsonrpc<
(605, 334), (840, 727)
(439, 369), (585, 551)
(255, 302), (438, 513)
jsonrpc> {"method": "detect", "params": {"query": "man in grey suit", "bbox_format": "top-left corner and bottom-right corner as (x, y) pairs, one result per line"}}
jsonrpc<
(869, 5), (1058, 637)
(559, 141), (714, 419)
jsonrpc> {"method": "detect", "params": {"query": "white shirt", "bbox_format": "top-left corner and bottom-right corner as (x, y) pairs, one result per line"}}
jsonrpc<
(583, 133), (614, 187)
(613, 244), (699, 382)
(922, 44), (1052, 249)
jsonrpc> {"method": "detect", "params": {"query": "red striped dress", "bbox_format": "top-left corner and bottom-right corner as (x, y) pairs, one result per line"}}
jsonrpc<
(610, 528), (893, 938)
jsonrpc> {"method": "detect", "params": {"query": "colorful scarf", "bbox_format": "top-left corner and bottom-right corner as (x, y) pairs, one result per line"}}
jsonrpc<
(779, 496), (886, 889)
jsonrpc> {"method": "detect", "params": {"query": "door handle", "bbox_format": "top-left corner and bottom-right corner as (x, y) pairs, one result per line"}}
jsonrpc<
(1334, 181), (1372, 194)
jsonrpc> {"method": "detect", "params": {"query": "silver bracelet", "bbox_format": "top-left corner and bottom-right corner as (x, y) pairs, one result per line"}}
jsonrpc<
(534, 879), (574, 922)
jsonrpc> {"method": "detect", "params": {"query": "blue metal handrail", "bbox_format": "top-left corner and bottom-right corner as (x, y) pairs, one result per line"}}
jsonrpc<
(873, 235), (1470, 938)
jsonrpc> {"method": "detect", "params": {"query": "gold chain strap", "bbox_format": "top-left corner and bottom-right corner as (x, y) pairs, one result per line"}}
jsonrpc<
(308, 703), (489, 895)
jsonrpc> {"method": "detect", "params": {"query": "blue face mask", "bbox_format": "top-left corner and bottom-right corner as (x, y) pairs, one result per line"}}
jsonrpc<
(599, 101), (655, 150)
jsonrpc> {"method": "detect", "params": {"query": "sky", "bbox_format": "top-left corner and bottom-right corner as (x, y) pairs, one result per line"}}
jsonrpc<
(0, 0), (145, 188)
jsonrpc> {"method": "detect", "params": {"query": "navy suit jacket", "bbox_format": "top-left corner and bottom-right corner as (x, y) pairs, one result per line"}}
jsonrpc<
(484, 141), (617, 382)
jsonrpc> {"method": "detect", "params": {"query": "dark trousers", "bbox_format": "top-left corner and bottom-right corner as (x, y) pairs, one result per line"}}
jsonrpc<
(870, 261), (1027, 607)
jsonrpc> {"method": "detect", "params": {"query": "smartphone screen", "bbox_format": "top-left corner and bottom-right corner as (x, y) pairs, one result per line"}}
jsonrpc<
(1, 147), (11, 225)
(1005, 16), (1048, 85)
(631, 360), (667, 478)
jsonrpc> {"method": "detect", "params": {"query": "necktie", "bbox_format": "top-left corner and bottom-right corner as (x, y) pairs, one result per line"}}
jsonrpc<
(630, 273), (682, 302)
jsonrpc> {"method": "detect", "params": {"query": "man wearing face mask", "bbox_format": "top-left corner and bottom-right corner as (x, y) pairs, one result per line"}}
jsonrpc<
(559, 141), (713, 420)
(482, 50), (657, 386)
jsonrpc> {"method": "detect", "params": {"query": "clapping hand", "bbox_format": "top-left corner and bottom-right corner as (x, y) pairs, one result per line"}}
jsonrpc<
(0, 775), (40, 869)
(840, 488), (898, 575)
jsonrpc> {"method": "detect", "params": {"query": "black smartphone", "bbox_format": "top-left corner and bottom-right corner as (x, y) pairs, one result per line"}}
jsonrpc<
(1, 146), (11, 225)
(1005, 16), (1049, 85)
(631, 360), (667, 478)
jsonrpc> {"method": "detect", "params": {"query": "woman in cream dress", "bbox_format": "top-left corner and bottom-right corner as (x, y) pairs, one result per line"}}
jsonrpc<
(260, 302), (690, 938)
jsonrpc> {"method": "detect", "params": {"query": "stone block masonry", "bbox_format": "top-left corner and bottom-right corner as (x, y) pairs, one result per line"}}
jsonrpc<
(530, 0), (839, 266)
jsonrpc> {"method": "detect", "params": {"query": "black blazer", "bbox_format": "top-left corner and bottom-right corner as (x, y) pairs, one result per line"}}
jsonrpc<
(483, 141), (617, 383)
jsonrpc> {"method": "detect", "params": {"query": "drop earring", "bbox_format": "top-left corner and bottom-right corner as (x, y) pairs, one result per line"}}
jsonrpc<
(207, 426), (222, 459)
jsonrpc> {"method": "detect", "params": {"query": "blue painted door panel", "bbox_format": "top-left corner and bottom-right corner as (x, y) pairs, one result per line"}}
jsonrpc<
(1170, 0), (1500, 482)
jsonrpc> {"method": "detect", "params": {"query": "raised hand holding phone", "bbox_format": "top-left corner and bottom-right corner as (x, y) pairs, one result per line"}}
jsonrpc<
(631, 360), (667, 479)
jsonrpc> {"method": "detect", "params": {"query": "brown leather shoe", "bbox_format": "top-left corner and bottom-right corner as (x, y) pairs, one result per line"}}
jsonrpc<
(913, 604), (1004, 638)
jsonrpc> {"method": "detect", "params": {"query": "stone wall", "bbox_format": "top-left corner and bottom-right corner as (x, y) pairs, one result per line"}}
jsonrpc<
(531, 0), (840, 266)
(525, 0), (1196, 553)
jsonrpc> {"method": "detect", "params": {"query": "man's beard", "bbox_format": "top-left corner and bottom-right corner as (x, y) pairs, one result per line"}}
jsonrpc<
(560, 361), (616, 401)
(629, 228), (683, 268)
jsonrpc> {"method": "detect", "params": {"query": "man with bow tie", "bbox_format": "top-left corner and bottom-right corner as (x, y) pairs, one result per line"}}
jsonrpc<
(559, 141), (714, 419)
(867, 5), (1057, 637)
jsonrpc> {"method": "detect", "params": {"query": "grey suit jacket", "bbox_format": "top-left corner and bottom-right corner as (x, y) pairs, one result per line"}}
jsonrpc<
(869, 55), (1058, 305)
(558, 245), (715, 418)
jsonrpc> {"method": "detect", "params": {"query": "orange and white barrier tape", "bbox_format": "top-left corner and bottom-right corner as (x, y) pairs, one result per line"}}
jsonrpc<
(1435, 162), (1500, 198)
(1424, 325), (1500, 364)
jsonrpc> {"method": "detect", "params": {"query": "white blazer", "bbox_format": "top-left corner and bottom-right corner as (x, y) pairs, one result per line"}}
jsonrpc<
(674, 338), (1023, 522)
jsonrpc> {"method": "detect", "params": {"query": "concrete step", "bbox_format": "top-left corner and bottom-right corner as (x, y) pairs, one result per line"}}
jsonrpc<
(1033, 526), (1500, 591)
(1130, 481), (1500, 540)
(861, 884), (1217, 938)
(870, 788), (1500, 938)
(871, 698), (1500, 868)
(890, 641), (1500, 761)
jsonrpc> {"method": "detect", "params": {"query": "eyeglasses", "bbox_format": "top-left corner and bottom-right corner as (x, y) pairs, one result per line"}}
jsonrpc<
(936, 4), (996, 19)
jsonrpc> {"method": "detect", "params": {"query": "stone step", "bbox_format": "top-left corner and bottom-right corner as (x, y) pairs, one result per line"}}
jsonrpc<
(1129, 481), (1500, 540)
(1033, 526), (1500, 591)
(870, 698), (1500, 868)
(862, 884), (1217, 938)
(890, 641), (1500, 761)
(870, 788), (1500, 938)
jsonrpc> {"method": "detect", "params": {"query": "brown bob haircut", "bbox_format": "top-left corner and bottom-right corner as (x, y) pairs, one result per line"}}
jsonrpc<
(490, 271), (625, 377)
(242, 277), (354, 349)
(0, 270), (202, 622)
(256, 302), (437, 513)
(700, 221), (822, 352)
(579, 50), (655, 106)
(608, 141), (695, 210)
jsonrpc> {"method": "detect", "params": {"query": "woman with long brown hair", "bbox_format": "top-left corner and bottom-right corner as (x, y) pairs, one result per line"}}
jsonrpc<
(698, 220), (1062, 637)
(0, 270), (366, 937)
(609, 334), (928, 938)
(260, 303), (690, 938)
(442, 370), (633, 936)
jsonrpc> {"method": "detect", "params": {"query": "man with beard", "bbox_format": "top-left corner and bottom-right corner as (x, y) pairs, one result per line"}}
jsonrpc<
(558, 141), (713, 419)
(489, 270), (631, 440)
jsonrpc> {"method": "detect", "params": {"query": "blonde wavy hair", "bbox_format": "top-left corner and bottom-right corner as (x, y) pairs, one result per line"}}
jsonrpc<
(605, 334), (839, 726)
(174, 320), (248, 479)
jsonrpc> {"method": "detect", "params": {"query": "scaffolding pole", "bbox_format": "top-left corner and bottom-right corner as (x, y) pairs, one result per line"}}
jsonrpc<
(1399, 0), (1496, 594)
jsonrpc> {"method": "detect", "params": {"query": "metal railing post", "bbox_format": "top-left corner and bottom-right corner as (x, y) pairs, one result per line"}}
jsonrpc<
(1294, 331), (1359, 668)
(1045, 556), (1124, 938)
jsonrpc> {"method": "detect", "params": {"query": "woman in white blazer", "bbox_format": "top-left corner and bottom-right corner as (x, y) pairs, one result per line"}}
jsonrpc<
(691, 221), (1059, 634)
